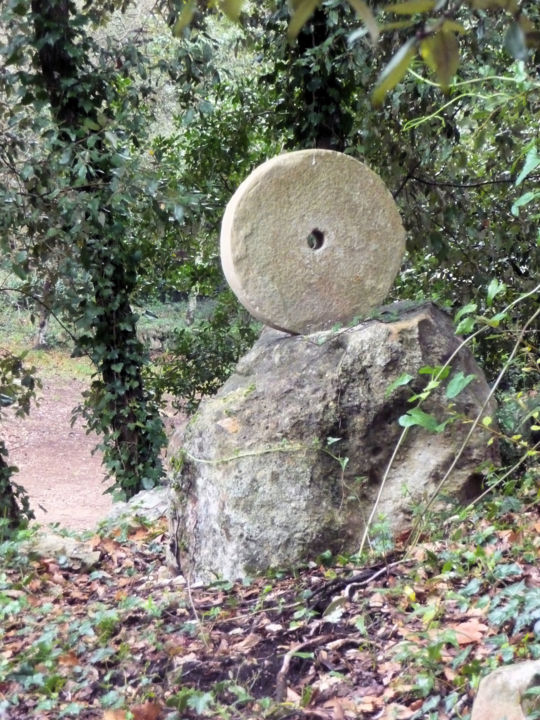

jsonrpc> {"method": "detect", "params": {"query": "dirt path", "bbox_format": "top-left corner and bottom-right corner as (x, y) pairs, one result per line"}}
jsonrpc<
(4, 375), (113, 531)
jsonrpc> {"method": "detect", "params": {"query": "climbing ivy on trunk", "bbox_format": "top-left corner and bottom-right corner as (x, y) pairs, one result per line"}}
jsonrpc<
(1, 0), (168, 504)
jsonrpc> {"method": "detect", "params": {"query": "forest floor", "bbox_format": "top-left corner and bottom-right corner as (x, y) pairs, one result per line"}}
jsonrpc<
(1, 350), (540, 720)
(2, 493), (540, 720)
(4, 355), (113, 530)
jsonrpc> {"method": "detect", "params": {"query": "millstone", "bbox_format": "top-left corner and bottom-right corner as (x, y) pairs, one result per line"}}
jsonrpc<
(220, 149), (406, 335)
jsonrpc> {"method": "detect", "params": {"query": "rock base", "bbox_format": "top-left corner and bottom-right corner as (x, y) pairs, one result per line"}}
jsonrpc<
(168, 303), (498, 582)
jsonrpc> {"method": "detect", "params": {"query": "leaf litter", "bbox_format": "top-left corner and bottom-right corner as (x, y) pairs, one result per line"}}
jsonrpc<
(1, 487), (539, 720)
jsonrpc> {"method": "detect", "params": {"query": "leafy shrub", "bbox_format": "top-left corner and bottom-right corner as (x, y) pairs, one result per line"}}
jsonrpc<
(149, 292), (260, 414)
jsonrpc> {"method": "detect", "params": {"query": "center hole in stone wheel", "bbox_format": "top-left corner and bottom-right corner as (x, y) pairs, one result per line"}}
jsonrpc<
(307, 228), (325, 250)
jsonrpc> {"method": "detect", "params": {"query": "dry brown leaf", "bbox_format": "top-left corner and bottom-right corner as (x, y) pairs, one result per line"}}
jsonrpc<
(369, 592), (385, 608)
(444, 666), (457, 682)
(286, 686), (302, 703)
(102, 711), (126, 720)
(231, 632), (261, 652)
(132, 702), (163, 720)
(451, 619), (488, 645)
(356, 695), (383, 712)
(58, 651), (79, 667)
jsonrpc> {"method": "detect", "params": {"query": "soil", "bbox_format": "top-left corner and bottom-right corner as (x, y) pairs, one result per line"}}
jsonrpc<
(4, 375), (114, 532)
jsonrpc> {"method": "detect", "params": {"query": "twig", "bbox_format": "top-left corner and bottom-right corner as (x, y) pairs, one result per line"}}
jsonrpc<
(185, 571), (210, 650)
(275, 634), (334, 702)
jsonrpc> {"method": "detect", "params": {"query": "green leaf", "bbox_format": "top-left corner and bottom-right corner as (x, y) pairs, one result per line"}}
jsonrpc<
(398, 408), (441, 432)
(504, 21), (528, 61)
(104, 130), (118, 149)
(172, 1), (196, 37)
(455, 303), (477, 323)
(418, 365), (450, 379)
(515, 146), (540, 186)
(287, 0), (321, 44)
(420, 29), (459, 87)
(486, 278), (506, 306)
(441, 19), (467, 34)
(346, 0), (379, 42)
(471, 0), (518, 9)
(187, 691), (214, 714)
(385, 372), (414, 397)
(219, 0), (244, 21)
(322, 596), (348, 622)
(445, 371), (476, 399)
(372, 37), (417, 105)
(485, 311), (508, 328)
(455, 316), (476, 335)
(511, 191), (539, 216)
(384, 0), (435, 13)
(379, 20), (416, 30)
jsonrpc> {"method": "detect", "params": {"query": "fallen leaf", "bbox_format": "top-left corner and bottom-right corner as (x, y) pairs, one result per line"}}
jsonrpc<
(451, 619), (488, 645)
(369, 592), (385, 608)
(286, 686), (302, 703)
(265, 623), (283, 633)
(132, 702), (163, 720)
(58, 651), (79, 667)
(381, 702), (415, 719)
(231, 633), (261, 652)
(444, 666), (457, 682)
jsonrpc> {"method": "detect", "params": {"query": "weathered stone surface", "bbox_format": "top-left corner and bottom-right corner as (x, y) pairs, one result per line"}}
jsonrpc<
(220, 150), (406, 335)
(105, 487), (169, 524)
(471, 660), (540, 720)
(22, 531), (101, 569)
(168, 302), (498, 583)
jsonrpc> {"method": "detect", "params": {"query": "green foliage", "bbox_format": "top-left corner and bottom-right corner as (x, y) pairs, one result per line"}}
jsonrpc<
(0, 0), (176, 500)
(150, 293), (259, 414)
(0, 348), (38, 532)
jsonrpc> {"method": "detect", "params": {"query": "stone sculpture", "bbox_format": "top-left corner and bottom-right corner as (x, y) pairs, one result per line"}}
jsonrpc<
(168, 151), (497, 582)
(220, 149), (406, 335)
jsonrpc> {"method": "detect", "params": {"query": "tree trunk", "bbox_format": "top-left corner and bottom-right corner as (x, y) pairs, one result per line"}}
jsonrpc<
(31, 0), (165, 497)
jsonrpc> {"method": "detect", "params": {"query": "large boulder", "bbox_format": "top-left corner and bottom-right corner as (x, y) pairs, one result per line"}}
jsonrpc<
(168, 302), (498, 582)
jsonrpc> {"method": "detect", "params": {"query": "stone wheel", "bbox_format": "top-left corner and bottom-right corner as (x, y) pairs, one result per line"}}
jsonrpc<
(220, 149), (406, 335)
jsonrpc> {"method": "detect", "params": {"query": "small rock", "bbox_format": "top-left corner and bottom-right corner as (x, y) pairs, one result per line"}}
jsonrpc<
(22, 531), (101, 569)
(105, 486), (169, 524)
(265, 623), (284, 634)
(471, 660), (540, 720)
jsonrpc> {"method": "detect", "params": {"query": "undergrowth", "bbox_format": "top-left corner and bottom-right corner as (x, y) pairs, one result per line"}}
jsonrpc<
(0, 473), (539, 720)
